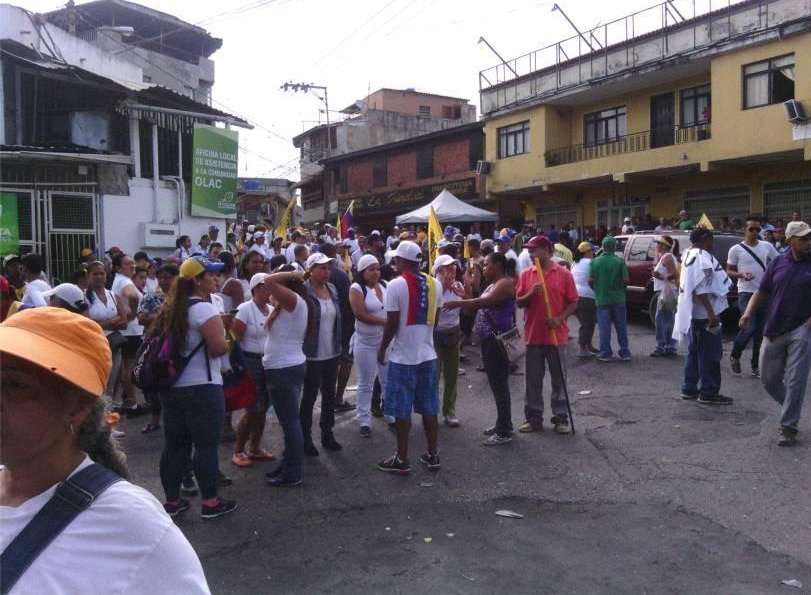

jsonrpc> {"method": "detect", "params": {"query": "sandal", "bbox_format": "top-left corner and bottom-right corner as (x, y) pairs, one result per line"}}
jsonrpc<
(141, 422), (161, 434)
(248, 449), (277, 462)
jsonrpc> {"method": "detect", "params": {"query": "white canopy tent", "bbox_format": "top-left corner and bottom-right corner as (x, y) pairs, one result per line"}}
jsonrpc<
(395, 189), (498, 224)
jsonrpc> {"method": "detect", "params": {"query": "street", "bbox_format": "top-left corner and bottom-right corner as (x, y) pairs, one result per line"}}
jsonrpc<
(121, 317), (811, 595)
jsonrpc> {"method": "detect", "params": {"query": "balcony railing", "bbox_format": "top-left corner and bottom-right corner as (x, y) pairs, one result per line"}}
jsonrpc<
(544, 122), (711, 166)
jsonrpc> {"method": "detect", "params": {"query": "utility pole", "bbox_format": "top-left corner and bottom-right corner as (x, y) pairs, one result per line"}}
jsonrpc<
(280, 82), (331, 158)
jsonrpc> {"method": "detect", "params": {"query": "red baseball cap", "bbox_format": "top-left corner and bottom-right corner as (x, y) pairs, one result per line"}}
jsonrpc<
(523, 235), (553, 251)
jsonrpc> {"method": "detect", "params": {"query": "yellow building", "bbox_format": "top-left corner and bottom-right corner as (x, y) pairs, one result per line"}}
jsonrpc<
(479, 0), (811, 234)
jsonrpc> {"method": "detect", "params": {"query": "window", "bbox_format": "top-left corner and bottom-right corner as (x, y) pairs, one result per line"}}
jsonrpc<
(584, 106), (626, 146)
(442, 105), (462, 119)
(416, 146), (433, 180)
(497, 121), (530, 158)
(627, 237), (654, 262)
(372, 156), (387, 187)
(418, 105), (431, 117)
(743, 54), (794, 109)
(680, 84), (711, 126)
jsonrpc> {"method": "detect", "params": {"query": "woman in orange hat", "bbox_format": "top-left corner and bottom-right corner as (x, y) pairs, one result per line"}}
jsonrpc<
(0, 307), (210, 594)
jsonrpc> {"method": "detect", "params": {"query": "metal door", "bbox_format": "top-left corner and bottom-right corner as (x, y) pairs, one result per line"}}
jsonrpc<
(650, 92), (675, 149)
(46, 191), (99, 284)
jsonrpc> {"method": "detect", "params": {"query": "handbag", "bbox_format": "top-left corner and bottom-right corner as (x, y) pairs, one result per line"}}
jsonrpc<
(485, 310), (526, 363)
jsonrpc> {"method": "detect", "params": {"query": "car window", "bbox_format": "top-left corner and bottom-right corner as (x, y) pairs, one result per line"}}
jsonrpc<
(628, 237), (653, 261)
(615, 237), (628, 256)
(645, 239), (658, 261)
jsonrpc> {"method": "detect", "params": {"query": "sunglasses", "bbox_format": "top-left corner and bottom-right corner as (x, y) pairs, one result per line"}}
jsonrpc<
(748, 227), (762, 232)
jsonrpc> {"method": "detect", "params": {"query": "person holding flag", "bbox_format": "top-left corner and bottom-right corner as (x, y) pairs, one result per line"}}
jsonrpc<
(515, 235), (579, 435)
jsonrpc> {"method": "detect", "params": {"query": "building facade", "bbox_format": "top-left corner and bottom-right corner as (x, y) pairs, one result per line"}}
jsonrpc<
(237, 177), (296, 228)
(479, 0), (811, 235)
(320, 121), (485, 233)
(294, 88), (476, 225)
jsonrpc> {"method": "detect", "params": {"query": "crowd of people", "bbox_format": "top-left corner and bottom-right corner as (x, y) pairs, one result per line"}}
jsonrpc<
(1, 208), (809, 591)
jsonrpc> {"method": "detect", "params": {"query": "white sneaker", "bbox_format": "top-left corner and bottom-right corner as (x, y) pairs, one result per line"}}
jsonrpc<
(111, 428), (125, 439)
(482, 433), (512, 446)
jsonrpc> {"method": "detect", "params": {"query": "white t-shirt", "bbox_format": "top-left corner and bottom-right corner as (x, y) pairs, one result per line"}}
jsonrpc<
(350, 282), (386, 345)
(501, 248), (518, 263)
(727, 240), (779, 293)
(0, 456), (210, 595)
(87, 289), (119, 336)
(144, 277), (159, 293)
(571, 258), (595, 299)
(314, 296), (338, 360)
(384, 274), (443, 365)
(235, 300), (268, 354)
(112, 274), (143, 337)
(173, 301), (223, 388)
(21, 279), (51, 307)
(517, 250), (533, 274)
(262, 295), (308, 370)
(285, 243), (305, 264)
(436, 286), (460, 330)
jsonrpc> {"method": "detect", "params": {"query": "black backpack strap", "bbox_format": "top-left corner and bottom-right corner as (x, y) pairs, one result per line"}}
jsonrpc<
(0, 464), (122, 595)
(737, 242), (767, 272)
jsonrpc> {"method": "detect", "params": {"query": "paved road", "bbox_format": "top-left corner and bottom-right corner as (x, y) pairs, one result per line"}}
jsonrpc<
(121, 318), (811, 594)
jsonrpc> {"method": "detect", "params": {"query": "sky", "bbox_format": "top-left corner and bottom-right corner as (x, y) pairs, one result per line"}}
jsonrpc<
(24, 0), (723, 180)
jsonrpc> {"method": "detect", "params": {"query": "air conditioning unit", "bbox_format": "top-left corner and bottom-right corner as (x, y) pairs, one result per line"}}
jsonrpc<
(142, 223), (179, 248)
(784, 99), (807, 123)
(476, 160), (492, 175)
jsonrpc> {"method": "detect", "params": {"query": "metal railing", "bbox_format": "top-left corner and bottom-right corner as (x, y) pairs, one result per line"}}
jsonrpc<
(544, 123), (710, 166)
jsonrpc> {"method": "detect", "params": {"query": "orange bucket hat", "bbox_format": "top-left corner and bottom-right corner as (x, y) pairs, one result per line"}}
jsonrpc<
(0, 307), (111, 396)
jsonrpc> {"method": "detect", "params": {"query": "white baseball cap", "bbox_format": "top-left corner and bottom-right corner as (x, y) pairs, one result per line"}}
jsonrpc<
(785, 220), (811, 240)
(306, 252), (335, 270)
(41, 283), (87, 312)
(249, 272), (269, 291)
(253, 231), (265, 240)
(432, 254), (458, 275)
(357, 254), (379, 272)
(395, 241), (423, 262)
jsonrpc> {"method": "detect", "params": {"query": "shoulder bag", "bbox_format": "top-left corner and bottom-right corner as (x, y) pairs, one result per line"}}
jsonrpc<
(484, 310), (526, 363)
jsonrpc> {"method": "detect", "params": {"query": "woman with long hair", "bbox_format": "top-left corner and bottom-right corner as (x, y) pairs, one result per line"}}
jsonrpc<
(0, 308), (210, 593)
(444, 252), (517, 446)
(349, 254), (391, 437)
(300, 253), (343, 456)
(154, 255), (236, 519)
(262, 265), (313, 486)
(239, 251), (266, 300)
(230, 272), (276, 467)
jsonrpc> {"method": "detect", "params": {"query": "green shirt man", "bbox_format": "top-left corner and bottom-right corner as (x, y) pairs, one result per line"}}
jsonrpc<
(677, 210), (694, 230)
(588, 236), (628, 306)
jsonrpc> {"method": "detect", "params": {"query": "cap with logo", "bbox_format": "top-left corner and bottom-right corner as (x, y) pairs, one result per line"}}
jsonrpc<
(785, 220), (811, 240)
(179, 255), (225, 279)
(305, 253), (335, 270)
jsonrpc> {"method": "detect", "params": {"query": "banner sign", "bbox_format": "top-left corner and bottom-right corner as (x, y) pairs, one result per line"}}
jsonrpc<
(191, 124), (238, 217)
(0, 192), (19, 255)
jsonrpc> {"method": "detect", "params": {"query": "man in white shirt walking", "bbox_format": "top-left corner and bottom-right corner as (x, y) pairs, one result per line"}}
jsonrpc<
(727, 216), (779, 377)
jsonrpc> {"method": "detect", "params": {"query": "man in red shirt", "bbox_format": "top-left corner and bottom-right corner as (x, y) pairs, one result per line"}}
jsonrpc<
(515, 235), (579, 434)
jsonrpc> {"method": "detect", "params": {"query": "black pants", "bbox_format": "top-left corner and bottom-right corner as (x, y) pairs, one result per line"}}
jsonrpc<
(481, 336), (513, 436)
(300, 356), (340, 438)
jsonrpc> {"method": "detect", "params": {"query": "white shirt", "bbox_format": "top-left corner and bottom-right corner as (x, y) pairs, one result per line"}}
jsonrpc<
(652, 252), (677, 294)
(21, 279), (51, 307)
(0, 456), (210, 595)
(727, 240), (779, 293)
(517, 250), (533, 274)
(262, 295), (308, 369)
(384, 273), (443, 365)
(350, 282), (386, 346)
(285, 243), (306, 264)
(87, 289), (118, 335)
(314, 296), (338, 360)
(571, 258), (595, 299)
(249, 243), (270, 260)
(235, 300), (268, 354)
(386, 235), (398, 249)
(501, 248), (518, 263)
(436, 286), (460, 330)
(145, 277), (159, 293)
(173, 301), (223, 388)
(112, 274), (142, 337)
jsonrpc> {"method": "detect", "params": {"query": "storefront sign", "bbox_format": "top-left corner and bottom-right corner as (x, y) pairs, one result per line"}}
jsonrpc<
(339, 177), (477, 214)
(191, 124), (238, 217)
(0, 192), (19, 254)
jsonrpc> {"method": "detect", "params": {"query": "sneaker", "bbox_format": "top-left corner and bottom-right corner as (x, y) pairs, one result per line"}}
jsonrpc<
(597, 356), (615, 363)
(751, 369), (760, 379)
(778, 427), (797, 447)
(217, 470), (233, 486)
(518, 420), (541, 433)
(163, 498), (190, 517)
(457, 368), (466, 376)
(303, 438), (320, 457)
(419, 452), (441, 471)
(444, 415), (460, 428)
(180, 476), (198, 497)
(267, 476), (303, 487)
(334, 401), (356, 413)
(248, 449), (277, 462)
(321, 433), (343, 451)
(377, 454), (411, 475)
(200, 498), (238, 520)
(577, 349), (593, 358)
(482, 426), (497, 436)
(111, 427), (126, 439)
(620, 355), (632, 362)
(680, 392), (699, 401)
(698, 394), (734, 405)
(231, 452), (253, 468)
(360, 426), (371, 438)
(649, 351), (665, 357)
(265, 464), (284, 479)
(482, 433), (512, 446)
(554, 418), (571, 434)
(730, 357), (742, 374)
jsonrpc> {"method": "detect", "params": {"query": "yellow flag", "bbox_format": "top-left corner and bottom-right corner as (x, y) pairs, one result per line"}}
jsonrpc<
(463, 237), (470, 259)
(427, 206), (443, 270)
(697, 213), (714, 230)
(275, 198), (295, 239)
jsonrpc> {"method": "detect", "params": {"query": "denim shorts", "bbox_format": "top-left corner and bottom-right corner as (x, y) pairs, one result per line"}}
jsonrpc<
(384, 360), (439, 420)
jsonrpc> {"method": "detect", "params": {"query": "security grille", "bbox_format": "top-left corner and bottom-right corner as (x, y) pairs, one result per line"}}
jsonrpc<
(49, 193), (95, 231)
(534, 205), (576, 232)
(763, 180), (811, 221)
(684, 186), (750, 224)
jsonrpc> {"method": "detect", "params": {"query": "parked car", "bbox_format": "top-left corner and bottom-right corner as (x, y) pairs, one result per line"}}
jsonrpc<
(614, 231), (743, 325)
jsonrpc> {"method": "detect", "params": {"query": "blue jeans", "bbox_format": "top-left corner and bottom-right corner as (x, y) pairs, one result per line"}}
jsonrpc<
(731, 292), (766, 370)
(654, 294), (677, 354)
(760, 325), (811, 432)
(681, 319), (723, 397)
(266, 364), (306, 483)
(160, 384), (225, 501)
(597, 303), (631, 358)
